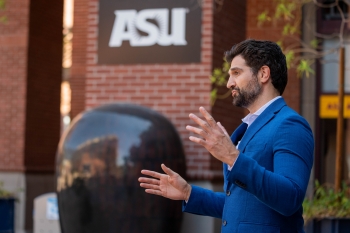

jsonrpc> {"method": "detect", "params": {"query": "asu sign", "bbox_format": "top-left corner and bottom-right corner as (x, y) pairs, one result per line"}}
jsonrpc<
(98, 0), (202, 64)
(109, 8), (188, 47)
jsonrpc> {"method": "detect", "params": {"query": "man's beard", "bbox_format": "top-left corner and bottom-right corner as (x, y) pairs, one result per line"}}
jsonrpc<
(232, 76), (262, 108)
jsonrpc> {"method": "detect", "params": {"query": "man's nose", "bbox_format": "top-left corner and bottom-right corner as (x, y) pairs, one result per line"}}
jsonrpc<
(227, 76), (235, 89)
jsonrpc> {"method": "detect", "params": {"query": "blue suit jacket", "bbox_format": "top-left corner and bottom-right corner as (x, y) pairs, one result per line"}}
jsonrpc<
(183, 98), (314, 233)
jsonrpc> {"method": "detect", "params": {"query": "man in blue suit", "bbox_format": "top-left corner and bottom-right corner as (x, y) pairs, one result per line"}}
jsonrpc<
(138, 39), (314, 232)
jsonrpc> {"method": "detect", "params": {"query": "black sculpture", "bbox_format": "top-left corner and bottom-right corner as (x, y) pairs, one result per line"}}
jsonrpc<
(56, 104), (187, 233)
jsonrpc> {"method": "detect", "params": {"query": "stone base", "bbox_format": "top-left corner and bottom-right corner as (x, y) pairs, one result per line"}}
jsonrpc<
(0, 172), (26, 233)
(0, 172), (56, 233)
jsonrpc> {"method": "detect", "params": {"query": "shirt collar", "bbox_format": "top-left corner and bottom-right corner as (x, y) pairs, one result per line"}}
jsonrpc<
(242, 96), (282, 127)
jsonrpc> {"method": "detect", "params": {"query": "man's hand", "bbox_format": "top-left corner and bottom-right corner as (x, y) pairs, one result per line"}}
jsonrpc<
(186, 106), (239, 166)
(138, 164), (192, 201)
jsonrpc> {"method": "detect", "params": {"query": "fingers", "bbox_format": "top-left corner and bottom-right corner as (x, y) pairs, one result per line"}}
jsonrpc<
(189, 136), (206, 146)
(189, 113), (210, 132)
(140, 165), (176, 179)
(186, 125), (208, 137)
(217, 122), (230, 137)
(141, 169), (162, 179)
(138, 177), (160, 186)
(188, 107), (217, 132)
(139, 173), (163, 197)
(145, 189), (163, 196)
(199, 107), (217, 127)
(140, 183), (160, 190)
(139, 175), (162, 195)
(161, 164), (176, 176)
(139, 178), (163, 196)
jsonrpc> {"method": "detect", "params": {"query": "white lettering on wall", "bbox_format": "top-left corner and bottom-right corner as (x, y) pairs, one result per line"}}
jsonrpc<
(109, 8), (188, 47)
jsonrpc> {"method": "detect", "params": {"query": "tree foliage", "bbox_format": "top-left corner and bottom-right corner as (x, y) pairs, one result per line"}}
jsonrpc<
(0, 0), (7, 23)
(210, 60), (231, 105)
(210, 0), (308, 105)
(0, 0), (5, 9)
(257, 0), (314, 78)
(210, 0), (350, 105)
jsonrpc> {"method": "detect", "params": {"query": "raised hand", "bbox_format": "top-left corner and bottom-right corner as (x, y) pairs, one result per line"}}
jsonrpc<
(138, 164), (192, 201)
(186, 106), (239, 166)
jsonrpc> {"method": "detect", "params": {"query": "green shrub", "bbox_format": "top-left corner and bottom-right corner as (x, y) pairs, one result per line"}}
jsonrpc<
(0, 181), (14, 198)
(303, 180), (350, 222)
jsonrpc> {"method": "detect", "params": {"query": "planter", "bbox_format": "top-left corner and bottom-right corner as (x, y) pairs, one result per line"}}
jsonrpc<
(0, 198), (14, 233)
(304, 218), (350, 233)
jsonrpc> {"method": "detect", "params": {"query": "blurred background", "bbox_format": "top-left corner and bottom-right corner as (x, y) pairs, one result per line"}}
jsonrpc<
(0, 0), (349, 232)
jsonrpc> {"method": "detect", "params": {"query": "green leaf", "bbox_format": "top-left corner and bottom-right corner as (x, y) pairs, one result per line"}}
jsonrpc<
(257, 11), (271, 25)
(222, 61), (230, 72)
(297, 59), (315, 78)
(285, 50), (295, 69)
(210, 60), (231, 105)
(0, 0), (5, 9)
(303, 180), (350, 222)
(211, 61), (229, 85)
(286, 2), (296, 13)
(276, 40), (284, 50)
(281, 23), (298, 36)
(275, 2), (295, 21)
(210, 76), (216, 84)
(0, 15), (7, 23)
(310, 39), (319, 49)
(210, 89), (218, 106)
(289, 25), (298, 35)
(282, 24), (291, 35)
(213, 68), (222, 76)
(0, 181), (14, 198)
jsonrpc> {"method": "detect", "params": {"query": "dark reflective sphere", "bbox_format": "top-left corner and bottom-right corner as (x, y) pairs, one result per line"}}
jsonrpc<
(56, 104), (186, 233)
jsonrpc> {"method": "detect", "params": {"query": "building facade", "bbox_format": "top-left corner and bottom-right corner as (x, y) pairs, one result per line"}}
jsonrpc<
(0, 0), (63, 232)
(2, 0), (349, 232)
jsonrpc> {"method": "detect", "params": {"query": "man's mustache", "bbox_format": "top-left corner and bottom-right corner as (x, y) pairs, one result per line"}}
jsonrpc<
(231, 87), (240, 92)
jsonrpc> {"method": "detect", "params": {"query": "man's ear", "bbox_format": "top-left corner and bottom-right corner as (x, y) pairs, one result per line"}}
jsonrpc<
(259, 65), (271, 84)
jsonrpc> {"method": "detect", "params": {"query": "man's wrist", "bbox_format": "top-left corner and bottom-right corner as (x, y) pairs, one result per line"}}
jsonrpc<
(227, 149), (240, 167)
(184, 184), (192, 201)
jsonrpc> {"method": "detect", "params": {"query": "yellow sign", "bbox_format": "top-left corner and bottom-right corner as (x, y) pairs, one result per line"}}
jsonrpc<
(320, 95), (350, 118)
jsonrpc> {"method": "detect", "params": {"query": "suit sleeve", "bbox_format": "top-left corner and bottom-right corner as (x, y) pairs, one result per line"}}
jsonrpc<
(182, 185), (225, 219)
(227, 116), (314, 216)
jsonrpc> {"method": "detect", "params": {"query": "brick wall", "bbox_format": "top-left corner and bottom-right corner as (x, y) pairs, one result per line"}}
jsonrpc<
(70, 0), (88, 118)
(23, 1), (64, 230)
(24, 0), (63, 172)
(0, 2), (64, 231)
(210, 0), (247, 177)
(0, 0), (63, 173)
(71, 0), (216, 179)
(71, 0), (301, 180)
(0, 0), (29, 171)
(246, 0), (301, 112)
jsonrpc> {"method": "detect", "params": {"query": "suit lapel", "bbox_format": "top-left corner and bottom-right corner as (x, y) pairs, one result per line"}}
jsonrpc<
(230, 122), (248, 146)
(225, 122), (248, 180)
(237, 98), (287, 152)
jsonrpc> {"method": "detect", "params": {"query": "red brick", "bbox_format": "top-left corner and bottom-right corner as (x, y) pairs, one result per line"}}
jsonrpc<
(69, 0), (292, 180)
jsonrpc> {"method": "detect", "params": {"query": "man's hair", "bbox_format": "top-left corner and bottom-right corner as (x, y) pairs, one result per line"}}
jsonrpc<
(224, 39), (288, 95)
